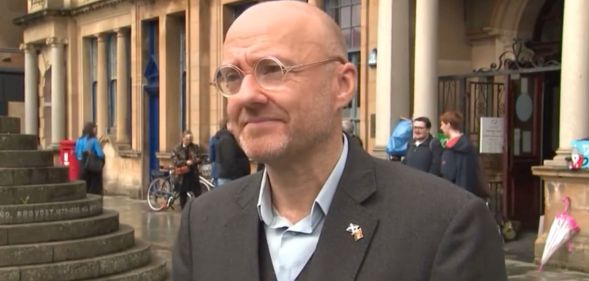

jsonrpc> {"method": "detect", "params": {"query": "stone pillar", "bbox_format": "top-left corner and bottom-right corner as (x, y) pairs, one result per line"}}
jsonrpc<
(413, 0), (439, 134)
(532, 167), (589, 271)
(21, 43), (38, 135)
(546, 0), (589, 166)
(47, 37), (66, 146)
(115, 28), (130, 144)
(374, 0), (411, 156)
(96, 33), (108, 138)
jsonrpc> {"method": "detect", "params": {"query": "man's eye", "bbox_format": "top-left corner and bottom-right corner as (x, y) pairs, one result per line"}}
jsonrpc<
(257, 60), (283, 76)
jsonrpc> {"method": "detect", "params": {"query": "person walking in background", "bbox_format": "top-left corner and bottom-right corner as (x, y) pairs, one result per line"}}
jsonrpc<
(173, 2), (506, 280)
(439, 111), (488, 198)
(342, 118), (363, 147)
(402, 116), (443, 175)
(171, 131), (201, 209)
(75, 122), (105, 195)
(208, 127), (221, 187)
(215, 121), (250, 186)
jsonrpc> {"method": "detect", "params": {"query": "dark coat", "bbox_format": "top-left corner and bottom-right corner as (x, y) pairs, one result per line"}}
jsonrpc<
(171, 142), (201, 187)
(215, 128), (250, 180)
(403, 134), (443, 175)
(440, 134), (481, 195)
(172, 136), (507, 281)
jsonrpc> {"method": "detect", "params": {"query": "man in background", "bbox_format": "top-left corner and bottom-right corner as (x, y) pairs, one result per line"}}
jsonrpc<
(403, 116), (443, 175)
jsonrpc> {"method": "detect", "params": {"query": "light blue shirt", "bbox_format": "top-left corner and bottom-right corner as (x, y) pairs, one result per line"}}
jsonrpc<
(257, 136), (349, 281)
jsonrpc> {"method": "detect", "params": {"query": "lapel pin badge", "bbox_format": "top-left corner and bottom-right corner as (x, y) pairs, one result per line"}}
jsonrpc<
(346, 223), (364, 241)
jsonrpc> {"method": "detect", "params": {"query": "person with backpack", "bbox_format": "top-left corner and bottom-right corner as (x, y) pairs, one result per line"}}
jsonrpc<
(385, 117), (412, 161)
(402, 117), (443, 175)
(439, 111), (489, 198)
(75, 122), (105, 195)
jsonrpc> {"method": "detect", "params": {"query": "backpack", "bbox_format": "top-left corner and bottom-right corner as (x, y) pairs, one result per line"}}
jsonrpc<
(385, 119), (412, 157)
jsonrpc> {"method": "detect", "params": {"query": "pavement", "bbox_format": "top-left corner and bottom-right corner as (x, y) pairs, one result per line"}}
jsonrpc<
(104, 195), (589, 280)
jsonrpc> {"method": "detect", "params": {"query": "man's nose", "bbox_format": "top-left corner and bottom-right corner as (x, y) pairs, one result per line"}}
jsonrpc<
(234, 75), (268, 104)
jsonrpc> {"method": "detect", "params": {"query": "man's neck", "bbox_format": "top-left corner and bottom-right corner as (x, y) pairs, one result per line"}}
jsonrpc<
(266, 132), (343, 224)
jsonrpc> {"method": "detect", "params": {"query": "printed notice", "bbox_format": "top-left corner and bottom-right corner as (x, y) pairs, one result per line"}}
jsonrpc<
(480, 117), (504, 154)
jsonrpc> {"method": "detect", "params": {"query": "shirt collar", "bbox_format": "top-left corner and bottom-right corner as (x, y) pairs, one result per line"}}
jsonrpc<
(257, 135), (349, 227)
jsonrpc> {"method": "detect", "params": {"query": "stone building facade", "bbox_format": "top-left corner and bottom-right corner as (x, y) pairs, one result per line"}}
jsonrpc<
(14, 2), (589, 270)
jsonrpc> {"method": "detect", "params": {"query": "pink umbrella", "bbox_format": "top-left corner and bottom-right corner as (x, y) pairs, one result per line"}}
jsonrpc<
(539, 196), (580, 270)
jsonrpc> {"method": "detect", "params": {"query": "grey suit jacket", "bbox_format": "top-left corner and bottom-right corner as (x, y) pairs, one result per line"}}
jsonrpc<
(172, 140), (507, 281)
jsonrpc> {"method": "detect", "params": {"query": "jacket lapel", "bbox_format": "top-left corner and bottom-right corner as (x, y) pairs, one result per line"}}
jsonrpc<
(302, 141), (379, 281)
(221, 173), (263, 281)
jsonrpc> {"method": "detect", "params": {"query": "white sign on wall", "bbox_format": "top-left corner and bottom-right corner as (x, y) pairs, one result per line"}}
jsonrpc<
(480, 117), (504, 154)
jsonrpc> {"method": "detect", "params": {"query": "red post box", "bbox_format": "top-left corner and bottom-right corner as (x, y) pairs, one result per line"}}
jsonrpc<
(59, 140), (80, 181)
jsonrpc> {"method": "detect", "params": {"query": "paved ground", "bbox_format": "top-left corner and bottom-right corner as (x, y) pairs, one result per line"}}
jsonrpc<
(104, 195), (589, 280)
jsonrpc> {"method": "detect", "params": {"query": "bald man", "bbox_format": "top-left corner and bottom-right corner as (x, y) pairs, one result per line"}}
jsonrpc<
(172, 2), (507, 281)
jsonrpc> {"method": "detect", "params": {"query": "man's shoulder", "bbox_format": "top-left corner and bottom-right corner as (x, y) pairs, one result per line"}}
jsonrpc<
(369, 156), (476, 209)
(187, 173), (261, 215)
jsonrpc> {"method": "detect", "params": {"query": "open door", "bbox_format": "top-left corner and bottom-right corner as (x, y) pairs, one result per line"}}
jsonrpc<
(504, 74), (543, 229)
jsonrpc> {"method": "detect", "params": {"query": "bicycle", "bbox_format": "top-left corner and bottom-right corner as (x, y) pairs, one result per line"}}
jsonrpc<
(147, 165), (215, 211)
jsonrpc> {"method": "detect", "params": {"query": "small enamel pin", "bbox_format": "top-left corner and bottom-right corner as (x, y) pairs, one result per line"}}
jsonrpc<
(346, 223), (364, 241)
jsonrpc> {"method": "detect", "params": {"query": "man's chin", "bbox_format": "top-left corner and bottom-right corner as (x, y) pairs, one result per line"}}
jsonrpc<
(240, 137), (288, 163)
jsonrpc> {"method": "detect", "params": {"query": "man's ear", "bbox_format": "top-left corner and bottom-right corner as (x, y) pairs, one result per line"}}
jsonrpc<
(334, 62), (357, 109)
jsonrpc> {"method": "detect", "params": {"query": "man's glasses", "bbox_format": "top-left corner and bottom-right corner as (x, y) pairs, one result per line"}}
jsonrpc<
(212, 56), (346, 97)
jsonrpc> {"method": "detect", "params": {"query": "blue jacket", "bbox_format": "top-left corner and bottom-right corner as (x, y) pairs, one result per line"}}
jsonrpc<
(75, 136), (105, 161)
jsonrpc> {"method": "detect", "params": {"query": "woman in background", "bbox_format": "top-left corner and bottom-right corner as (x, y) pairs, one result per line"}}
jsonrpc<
(75, 122), (105, 195)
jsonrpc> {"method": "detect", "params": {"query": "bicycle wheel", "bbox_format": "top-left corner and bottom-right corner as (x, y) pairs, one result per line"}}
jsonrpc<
(147, 178), (173, 211)
(199, 176), (214, 194)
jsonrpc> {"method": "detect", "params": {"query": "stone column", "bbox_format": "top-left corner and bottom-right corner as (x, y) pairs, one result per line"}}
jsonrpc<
(115, 28), (130, 144)
(47, 37), (66, 146)
(547, 0), (589, 166)
(374, 0), (411, 156)
(96, 33), (108, 138)
(21, 43), (38, 135)
(413, 0), (439, 134)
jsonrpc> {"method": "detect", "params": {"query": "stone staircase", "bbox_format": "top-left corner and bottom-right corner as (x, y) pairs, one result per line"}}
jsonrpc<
(0, 117), (167, 281)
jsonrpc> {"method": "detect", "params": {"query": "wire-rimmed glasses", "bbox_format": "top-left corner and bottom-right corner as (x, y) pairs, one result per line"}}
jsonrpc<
(212, 56), (346, 97)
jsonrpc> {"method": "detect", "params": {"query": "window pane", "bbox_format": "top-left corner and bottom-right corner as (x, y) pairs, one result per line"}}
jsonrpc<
(352, 4), (360, 26)
(108, 35), (117, 78)
(352, 27), (361, 49)
(341, 0), (351, 5)
(341, 28), (351, 49)
(327, 0), (340, 9)
(339, 6), (351, 28)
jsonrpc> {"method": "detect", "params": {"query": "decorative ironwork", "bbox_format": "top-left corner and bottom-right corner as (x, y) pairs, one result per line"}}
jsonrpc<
(475, 39), (560, 73)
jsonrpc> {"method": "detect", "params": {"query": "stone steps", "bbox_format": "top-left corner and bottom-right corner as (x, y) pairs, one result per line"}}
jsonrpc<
(0, 239), (152, 281)
(0, 117), (20, 134)
(0, 166), (69, 186)
(0, 116), (167, 281)
(0, 181), (86, 205)
(0, 224), (135, 267)
(0, 150), (54, 168)
(0, 194), (103, 224)
(0, 209), (119, 246)
(85, 257), (167, 281)
(0, 134), (37, 150)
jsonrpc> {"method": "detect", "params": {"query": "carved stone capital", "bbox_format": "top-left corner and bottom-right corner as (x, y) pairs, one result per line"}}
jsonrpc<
(19, 43), (37, 52)
(45, 37), (67, 46)
(114, 27), (130, 38)
(95, 33), (109, 42)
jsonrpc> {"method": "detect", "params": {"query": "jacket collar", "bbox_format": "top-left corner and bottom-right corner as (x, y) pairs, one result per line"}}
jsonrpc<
(224, 136), (379, 281)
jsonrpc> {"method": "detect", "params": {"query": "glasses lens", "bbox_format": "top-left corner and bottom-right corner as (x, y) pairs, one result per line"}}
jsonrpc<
(215, 66), (243, 96)
(255, 58), (284, 88)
